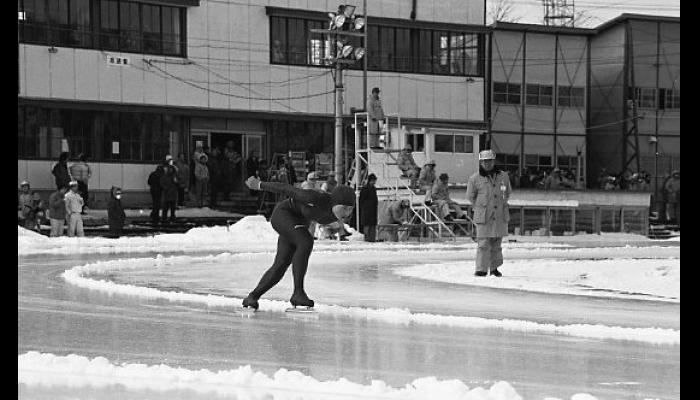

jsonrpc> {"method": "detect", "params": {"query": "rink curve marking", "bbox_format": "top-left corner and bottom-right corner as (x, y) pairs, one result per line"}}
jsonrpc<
(61, 254), (680, 346)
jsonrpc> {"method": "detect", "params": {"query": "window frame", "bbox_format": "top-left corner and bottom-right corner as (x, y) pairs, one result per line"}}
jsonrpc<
(19, 0), (186, 57)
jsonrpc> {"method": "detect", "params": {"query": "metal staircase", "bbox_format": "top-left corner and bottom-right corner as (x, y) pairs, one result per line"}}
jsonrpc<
(352, 112), (475, 241)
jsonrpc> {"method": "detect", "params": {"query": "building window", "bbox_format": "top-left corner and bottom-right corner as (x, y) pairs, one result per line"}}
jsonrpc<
(526, 84), (553, 106)
(558, 86), (584, 108)
(18, 105), (184, 162)
(19, 0), (185, 57)
(659, 88), (680, 110)
(634, 87), (657, 109)
(405, 132), (425, 152)
(525, 154), (552, 170)
(495, 153), (519, 173)
(269, 15), (485, 77)
(435, 134), (474, 153)
(494, 82), (521, 104)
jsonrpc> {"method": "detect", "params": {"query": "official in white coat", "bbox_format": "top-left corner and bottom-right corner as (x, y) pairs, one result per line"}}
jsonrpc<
(466, 150), (511, 276)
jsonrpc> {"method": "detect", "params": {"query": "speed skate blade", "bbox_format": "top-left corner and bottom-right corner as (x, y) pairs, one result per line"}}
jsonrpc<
(285, 307), (318, 314)
(240, 307), (257, 317)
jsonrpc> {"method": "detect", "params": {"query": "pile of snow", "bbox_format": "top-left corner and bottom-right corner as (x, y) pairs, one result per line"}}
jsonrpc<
(18, 351), (598, 400)
(395, 258), (680, 302)
(61, 254), (680, 345)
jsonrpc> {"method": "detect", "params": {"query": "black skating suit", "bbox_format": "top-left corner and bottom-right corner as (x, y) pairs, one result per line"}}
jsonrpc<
(245, 182), (344, 306)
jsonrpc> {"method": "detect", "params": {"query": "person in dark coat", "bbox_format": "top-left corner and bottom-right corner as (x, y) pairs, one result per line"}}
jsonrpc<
(160, 165), (179, 223)
(207, 147), (223, 207)
(107, 186), (126, 238)
(242, 176), (356, 310)
(52, 152), (72, 190)
(147, 165), (165, 224)
(359, 173), (378, 242)
(246, 150), (260, 178)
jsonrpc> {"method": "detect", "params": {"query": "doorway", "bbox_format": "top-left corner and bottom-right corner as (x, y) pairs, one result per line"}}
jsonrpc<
(205, 132), (264, 193)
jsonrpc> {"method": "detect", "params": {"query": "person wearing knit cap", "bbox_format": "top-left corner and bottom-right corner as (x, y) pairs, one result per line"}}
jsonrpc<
(242, 175), (356, 310)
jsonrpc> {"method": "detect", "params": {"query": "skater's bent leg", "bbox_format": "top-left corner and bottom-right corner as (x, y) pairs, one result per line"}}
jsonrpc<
(475, 238), (492, 273)
(490, 237), (503, 269)
(249, 234), (295, 299)
(289, 226), (314, 296)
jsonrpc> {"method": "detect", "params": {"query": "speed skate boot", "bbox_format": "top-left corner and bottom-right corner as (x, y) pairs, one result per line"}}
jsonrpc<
(290, 292), (314, 309)
(242, 295), (259, 310)
(490, 269), (502, 277)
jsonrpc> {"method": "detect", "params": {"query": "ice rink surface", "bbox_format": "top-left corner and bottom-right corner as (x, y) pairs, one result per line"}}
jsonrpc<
(18, 229), (679, 400)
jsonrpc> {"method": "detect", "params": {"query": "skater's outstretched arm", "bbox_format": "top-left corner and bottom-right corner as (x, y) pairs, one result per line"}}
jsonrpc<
(246, 176), (320, 204)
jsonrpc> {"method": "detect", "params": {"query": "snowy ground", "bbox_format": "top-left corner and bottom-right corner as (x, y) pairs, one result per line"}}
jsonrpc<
(18, 217), (680, 399)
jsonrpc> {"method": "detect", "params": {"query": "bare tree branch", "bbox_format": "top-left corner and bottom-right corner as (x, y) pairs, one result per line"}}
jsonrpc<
(487, 0), (523, 25)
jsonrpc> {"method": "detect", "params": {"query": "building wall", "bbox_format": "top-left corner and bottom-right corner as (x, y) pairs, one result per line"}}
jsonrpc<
(588, 19), (680, 189)
(19, 0), (485, 122)
(489, 28), (589, 178)
(588, 23), (626, 179)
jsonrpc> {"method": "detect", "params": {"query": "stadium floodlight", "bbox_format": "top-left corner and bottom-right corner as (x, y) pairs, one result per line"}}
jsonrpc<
(354, 17), (365, 30)
(353, 47), (365, 60)
(341, 45), (354, 58)
(342, 5), (356, 18)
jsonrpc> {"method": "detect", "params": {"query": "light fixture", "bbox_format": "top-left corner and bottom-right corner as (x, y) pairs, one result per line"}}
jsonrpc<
(48, 46), (58, 54)
(354, 17), (365, 30)
(332, 14), (346, 29)
(342, 5), (356, 18)
(353, 47), (365, 60)
(341, 45), (354, 58)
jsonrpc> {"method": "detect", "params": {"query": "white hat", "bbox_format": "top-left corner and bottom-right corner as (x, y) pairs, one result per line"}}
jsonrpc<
(478, 150), (496, 160)
(69, 180), (79, 186)
(165, 154), (173, 161)
(307, 171), (317, 180)
(20, 180), (29, 186)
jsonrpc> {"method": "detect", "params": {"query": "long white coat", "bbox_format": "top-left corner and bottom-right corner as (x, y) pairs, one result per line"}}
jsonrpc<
(466, 169), (511, 238)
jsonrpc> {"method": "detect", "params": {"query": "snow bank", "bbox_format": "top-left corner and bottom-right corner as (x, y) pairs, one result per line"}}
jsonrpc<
(18, 351), (597, 400)
(395, 258), (680, 302)
(61, 255), (680, 345)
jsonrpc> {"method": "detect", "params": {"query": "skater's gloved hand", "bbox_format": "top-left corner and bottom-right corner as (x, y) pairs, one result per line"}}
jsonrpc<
(245, 176), (262, 190)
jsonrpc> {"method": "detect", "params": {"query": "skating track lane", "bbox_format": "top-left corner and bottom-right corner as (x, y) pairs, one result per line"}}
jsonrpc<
(18, 249), (680, 400)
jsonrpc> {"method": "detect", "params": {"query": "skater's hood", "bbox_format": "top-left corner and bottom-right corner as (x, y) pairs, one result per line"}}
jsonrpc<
(330, 185), (355, 206)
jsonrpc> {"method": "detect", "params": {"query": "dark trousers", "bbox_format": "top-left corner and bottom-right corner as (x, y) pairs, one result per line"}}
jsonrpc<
(249, 202), (314, 300)
(162, 200), (176, 221)
(363, 225), (377, 242)
(78, 181), (89, 208)
(150, 191), (161, 223)
(209, 178), (221, 206)
(177, 187), (185, 206)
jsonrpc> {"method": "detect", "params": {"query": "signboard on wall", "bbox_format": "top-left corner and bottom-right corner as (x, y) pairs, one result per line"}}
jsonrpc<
(112, 142), (120, 154)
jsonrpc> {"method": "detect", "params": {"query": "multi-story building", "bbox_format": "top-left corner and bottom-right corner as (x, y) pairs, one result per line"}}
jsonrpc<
(589, 14), (680, 199)
(487, 22), (593, 185)
(17, 0), (488, 205)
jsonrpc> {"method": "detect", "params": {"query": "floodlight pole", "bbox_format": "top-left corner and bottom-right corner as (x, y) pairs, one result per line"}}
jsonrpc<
(334, 60), (344, 184)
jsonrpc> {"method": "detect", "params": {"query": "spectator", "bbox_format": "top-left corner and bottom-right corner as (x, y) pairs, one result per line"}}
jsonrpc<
(379, 199), (411, 242)
(147, 165), (165, 223)
(664, 170), (680, 225)
(359, 174), (378, 242)
(431, 173), (467, 221)
(246, 150), (260, 178)
(628, 173), (650, 191)
(18, 181), (44, 232)
(368, 87), (385, 148)
(174, 153), (190, 207)
(271, 40), (285, 63)
(69, 153), (92, 213)
(544, 168), (573, 190)
(194, 154), (210, 208)
(321, 175), (337, 193)
(64, 181), (84, 237)
(301, 172), (318, 190)
(519, 168), (531, 188)
(418, 160), (436, 202)
(207, 147), (223, 207)
(52, 152), (72, 190)
(396, 144), (420, 188)
(160, 164), (179, 223)
(284, 154), (298, 185)
(48, 184), (67, 237)
(466, 150), (511, 277)
(258, 159), (269, 181)
(193, 145), (206, 166)
(107, 186), (126, 238)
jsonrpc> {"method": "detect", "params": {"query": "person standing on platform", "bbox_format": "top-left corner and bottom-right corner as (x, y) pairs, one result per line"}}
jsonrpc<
(367, 87), (385, 149)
